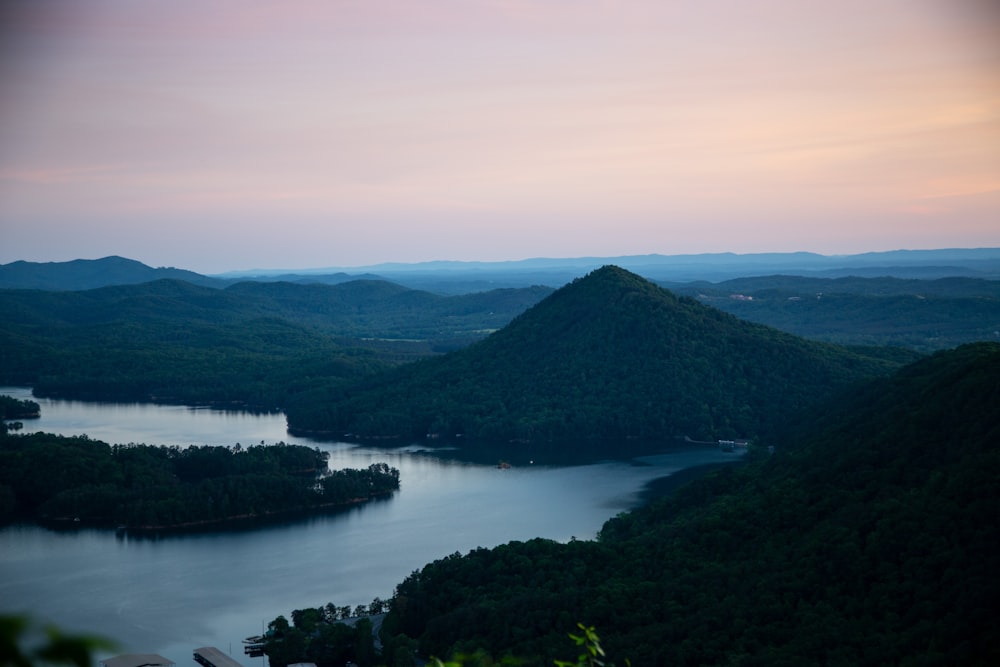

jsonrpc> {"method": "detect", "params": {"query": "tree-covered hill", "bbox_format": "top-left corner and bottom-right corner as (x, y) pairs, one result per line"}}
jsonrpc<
(0, 277), (551, 338)
(677, 274), (1000, 298)
(286, 266), (914, 444)
(0, 278), (551, 408)
(222, 279), (552, 340)
(0, 433), (401, 530)
(0, 255), (223, 290)
(0, 278), (380, 406)
(368, 342), (999, 666)
(673, 275), (1000, 351)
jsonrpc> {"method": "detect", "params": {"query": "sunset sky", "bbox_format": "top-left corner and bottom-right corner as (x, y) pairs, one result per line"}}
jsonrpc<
(1, 0), (998, 274)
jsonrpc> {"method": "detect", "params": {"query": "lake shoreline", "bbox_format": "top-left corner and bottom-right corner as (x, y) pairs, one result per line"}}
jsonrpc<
(639, 460), (746, 504)
(0, 389), (745, 664)
(36, 491), (398, 535)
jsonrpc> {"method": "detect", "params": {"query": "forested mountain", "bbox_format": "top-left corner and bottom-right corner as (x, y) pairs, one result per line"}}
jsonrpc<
(672, 275), (1000, 351)
(0, 278), (551, 408)
(229, 247), (1000, 286)
(348, 342), (999, 666)
(285, 266), (914, 444)
(7, 249), (998, 293)
(676, 274), (1000, 298)
(223, 279), (552, 339)
(0, 256), (222, 290)
(0, 277), (550, 338)
(3, 256), (994, 354)
(0, 286), (382, 408)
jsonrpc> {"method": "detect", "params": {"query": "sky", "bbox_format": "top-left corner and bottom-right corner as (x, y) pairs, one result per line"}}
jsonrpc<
(0, 0), (998, 274)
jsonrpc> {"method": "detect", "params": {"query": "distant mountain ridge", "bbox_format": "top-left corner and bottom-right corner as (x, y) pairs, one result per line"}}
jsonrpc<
(224, 247), (1000, 286)
(285, 266), (910, 443)
(0, 256), (222, 290)
(668, 274), (1000, 352)
(4, 248), (999, 292)
(220, 247), (1000, 275)
(3, 255), (996, 356)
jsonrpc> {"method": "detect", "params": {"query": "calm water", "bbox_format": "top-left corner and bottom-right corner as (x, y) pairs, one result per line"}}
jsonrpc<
(0, 387), (741, 665)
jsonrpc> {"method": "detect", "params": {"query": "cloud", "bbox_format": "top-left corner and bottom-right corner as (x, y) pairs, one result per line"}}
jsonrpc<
(0, 0), (997, 270)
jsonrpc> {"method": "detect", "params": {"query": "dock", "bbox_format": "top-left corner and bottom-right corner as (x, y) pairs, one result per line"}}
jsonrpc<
(193, 647), (245, 667)
(101, 655), (174, 667)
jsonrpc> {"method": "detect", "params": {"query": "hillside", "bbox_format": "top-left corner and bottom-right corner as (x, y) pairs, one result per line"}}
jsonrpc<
(286, 266), (912, 444)
(0, 256), (223, 290)
(7, 248), (999, 293)
(223, 279), (551, 340)
(0, 277), (550, 339)
(672, 275), (1000, 351)
(0, 278), (550, 407)
(4, 256), (994, 353)
(352, 342), (999, 665)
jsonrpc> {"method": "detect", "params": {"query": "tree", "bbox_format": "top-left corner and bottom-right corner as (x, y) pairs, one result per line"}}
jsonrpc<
(353, 618), (377, 667)
(0, 615), (116, 667)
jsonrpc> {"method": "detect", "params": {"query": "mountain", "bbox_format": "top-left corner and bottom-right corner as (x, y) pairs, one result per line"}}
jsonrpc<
(285, 266), (912, 443)
(222, 247), (1000, 290)
(669, 275), (1000, 352)
(0, 278), (379, 407)
(672, 274), (1000, 298)
(0, 256), (224, 290)
(370, 342), (1000, 665)
(0, 277), (552, 407)
(0, 277), (550, 339)
(5, 249), (999, 293)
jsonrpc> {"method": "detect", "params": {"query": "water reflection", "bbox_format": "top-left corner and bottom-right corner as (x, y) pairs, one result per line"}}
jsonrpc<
(0, 387), (743, 665)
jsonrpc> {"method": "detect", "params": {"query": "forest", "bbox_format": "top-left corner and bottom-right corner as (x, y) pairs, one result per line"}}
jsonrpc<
(265, 342), (1000, 666)
(1, 263), (995, 418)
(673, 274), (1000, 352)
(283, 267), (916, 443)
(0, 430), (399, 530)
(0, 277), (549, 410)
(0, 395), (39, 420)
(2, 260), (998, 665)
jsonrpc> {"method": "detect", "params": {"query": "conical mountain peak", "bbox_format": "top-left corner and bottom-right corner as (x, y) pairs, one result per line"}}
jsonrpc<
(288, 266), (903, 445)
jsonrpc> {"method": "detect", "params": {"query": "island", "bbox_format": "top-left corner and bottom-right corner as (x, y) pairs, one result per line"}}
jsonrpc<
(0, 432), (399, 531)
(0, 394), (41, 421)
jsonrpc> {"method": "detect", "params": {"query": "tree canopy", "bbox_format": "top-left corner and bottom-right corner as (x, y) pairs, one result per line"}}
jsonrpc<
(372, 342), (999, 665)
(0, 434), (399, 530)
(286, 266), (913, 445)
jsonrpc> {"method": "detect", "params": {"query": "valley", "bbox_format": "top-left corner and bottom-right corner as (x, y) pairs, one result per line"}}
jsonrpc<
(2, 254), (998, 666)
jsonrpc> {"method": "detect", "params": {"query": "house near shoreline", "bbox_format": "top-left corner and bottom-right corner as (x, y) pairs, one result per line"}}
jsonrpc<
(718, 439), (750, 452)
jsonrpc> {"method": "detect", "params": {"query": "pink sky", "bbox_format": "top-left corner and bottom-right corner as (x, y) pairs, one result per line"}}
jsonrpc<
(1, 0), (997, 273)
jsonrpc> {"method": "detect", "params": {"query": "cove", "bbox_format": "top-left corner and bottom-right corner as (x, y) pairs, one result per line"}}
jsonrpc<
(0, 387), (742, 665)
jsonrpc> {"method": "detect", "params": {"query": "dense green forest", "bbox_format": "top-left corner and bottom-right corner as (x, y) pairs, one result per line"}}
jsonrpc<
(4, 258), (998, 665)
(285, 267), (916, 443)
(0, 431), (399, 529)
(0, 255), (223, 290)
(1, 266), (995, 423)
(0, 395), (39, 420)
(0, 278), (550, 408)
(264, 342), (998, 666)
(672, 275), (1000, 351)
(2, 266), (996, 416)
(4, 251), (998, 292)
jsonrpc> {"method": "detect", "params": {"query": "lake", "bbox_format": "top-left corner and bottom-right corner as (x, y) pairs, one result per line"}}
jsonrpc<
(0, 387), (742, 665)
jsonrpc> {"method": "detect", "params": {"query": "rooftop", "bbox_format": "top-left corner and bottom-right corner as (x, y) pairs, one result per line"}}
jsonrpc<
(101, 655), (175, 667)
